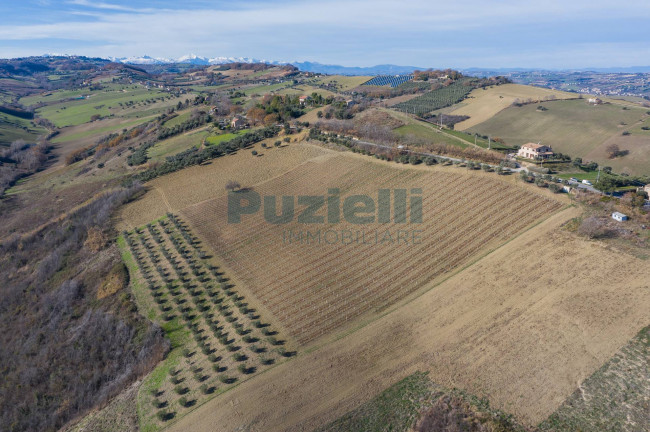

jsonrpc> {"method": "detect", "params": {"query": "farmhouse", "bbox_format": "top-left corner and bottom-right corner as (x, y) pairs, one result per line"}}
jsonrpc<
(517, 143), (554, 160)
(346, 99), (356, 107)
(588, 97), (602, 105)
(299, 95), (309, 105)
(231, 116), (245, 129)
(612, 212), (628, 222)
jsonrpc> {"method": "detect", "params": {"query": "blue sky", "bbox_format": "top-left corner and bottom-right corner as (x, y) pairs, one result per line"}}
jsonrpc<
(0, 0), (649, 68)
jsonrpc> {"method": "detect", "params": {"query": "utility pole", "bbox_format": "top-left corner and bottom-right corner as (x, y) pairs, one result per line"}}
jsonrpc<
(596, 166), (601, 183)
(488, 136), (491, 150)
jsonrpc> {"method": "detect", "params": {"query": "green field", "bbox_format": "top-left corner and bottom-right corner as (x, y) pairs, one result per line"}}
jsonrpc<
(556, 171), (600, 181)
(0, 112), (47, 145)
(51, 117), (153, 144)
(162, 111), (193, 128)
(243, 82), (288, 96)
(394, 124), (469, 148)
(148, 130), (210, 162)
(205, 129), (249, 145)
(20, 84), (168, 127)
(310, 75), (373, 91)
(469, 99), (650, 174)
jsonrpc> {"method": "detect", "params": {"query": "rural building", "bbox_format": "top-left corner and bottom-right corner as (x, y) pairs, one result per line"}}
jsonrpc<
(299, 95), (309, 105)
(517, 143), (554, 160)
(345, 99), (356, 107)
(612, 212), (628, 222)
(588, 97), (602, 105)
(231, 116), (245, 129)
(642, 184), (650, 195)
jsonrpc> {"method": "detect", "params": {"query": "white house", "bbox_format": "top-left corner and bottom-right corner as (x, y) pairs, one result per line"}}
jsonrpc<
(588, 97), (602, 105)
(612, 212), (628, 222)
(517, 143), (554, 160)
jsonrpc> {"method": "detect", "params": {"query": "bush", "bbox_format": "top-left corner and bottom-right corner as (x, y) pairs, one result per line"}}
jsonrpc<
(174, 385), (189, 395)
(577, 217), (615, 239)
(156, 409), (174, 421)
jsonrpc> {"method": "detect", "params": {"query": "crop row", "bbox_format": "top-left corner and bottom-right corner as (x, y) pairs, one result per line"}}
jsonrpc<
(394, 81), (474, 115)
(123, 214), (293, 427)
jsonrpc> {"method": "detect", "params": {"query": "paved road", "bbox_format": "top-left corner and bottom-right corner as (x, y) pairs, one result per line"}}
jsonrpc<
(353, 139), (604, 194)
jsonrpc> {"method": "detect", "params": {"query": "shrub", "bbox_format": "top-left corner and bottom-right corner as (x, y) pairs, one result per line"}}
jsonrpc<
(200, 384), (215, 395)
(233, 353), (247, 362)
(174, 385), (189, 395)
(156, 409), (174, 421)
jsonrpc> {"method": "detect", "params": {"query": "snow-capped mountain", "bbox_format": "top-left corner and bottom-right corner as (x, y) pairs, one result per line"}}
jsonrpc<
(109, 54), (284, 66)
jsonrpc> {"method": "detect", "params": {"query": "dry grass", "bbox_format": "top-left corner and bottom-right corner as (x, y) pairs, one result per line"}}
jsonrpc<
(117, 142), (330, 229)
(165, 206), (650, 431)
(450, 84), (576, 130)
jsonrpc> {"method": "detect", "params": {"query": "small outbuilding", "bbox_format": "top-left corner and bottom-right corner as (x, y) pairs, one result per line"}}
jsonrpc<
(612, 212), (628, 222)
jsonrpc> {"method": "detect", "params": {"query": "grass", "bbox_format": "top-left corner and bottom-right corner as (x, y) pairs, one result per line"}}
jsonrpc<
(243, 82), (288, 96)
(205, 129), (249, 145)
(51, 117), (153, 143)
(468, 99), (650, 174)
(316, 372), (434, 431)
(0, 111), (47, 145)
(147, 130), (210, 163)
(162, 111), (193, 128)
(393, 123), (469, 148)
(539, 326), (650, 432)
(310, 75), (373, 91)
(449, 83), (576, 130)
(318, 372), (528, 432)
(119, 217), (293, 432)
(25, 84), (168, 127)
(556, 171), (600, 181)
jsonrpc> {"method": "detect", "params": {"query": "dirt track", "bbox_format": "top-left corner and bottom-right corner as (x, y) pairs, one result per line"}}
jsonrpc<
(164, 206), (650, 431)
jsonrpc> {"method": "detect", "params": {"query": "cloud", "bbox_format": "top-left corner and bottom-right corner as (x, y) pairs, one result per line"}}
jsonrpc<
(1, 0), (649, 67)
(66, 0), (155, 13)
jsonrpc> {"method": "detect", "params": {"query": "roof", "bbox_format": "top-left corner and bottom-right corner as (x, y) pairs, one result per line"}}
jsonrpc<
(612, 212), (627, 218)
(521, 143), (548, 150)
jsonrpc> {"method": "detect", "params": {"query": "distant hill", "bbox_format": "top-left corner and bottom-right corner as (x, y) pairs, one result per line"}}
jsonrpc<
(290, 62), (424, 76)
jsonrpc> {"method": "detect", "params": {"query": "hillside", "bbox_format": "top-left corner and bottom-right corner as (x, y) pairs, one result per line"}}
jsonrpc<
(0, 56), (648, 432)
(468, 98), (650, 175)
(448, 83), (577, 130)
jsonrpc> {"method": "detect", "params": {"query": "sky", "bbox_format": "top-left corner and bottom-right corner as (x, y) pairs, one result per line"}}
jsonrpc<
(0, 0), (649, 68)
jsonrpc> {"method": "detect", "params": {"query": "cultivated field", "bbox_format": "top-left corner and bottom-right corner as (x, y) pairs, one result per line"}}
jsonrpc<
(120, 215), (294, 431)
(179, 153), (563, 345)
(468, 99), (650, 175)
(165, 206), (650, 431)
(393, 81), (474, 116)
(311, 75), (373, 91)
(449, 84), (576, 130)
(118, 142), (330, 228)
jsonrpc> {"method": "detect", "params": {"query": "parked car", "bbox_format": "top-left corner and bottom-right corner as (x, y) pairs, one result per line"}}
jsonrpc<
(582, 179), (592, 185)
(570, 177), (579, 182)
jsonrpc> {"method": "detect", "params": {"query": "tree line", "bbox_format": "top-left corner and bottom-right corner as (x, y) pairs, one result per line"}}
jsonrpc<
(135, 126), (279, 182)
